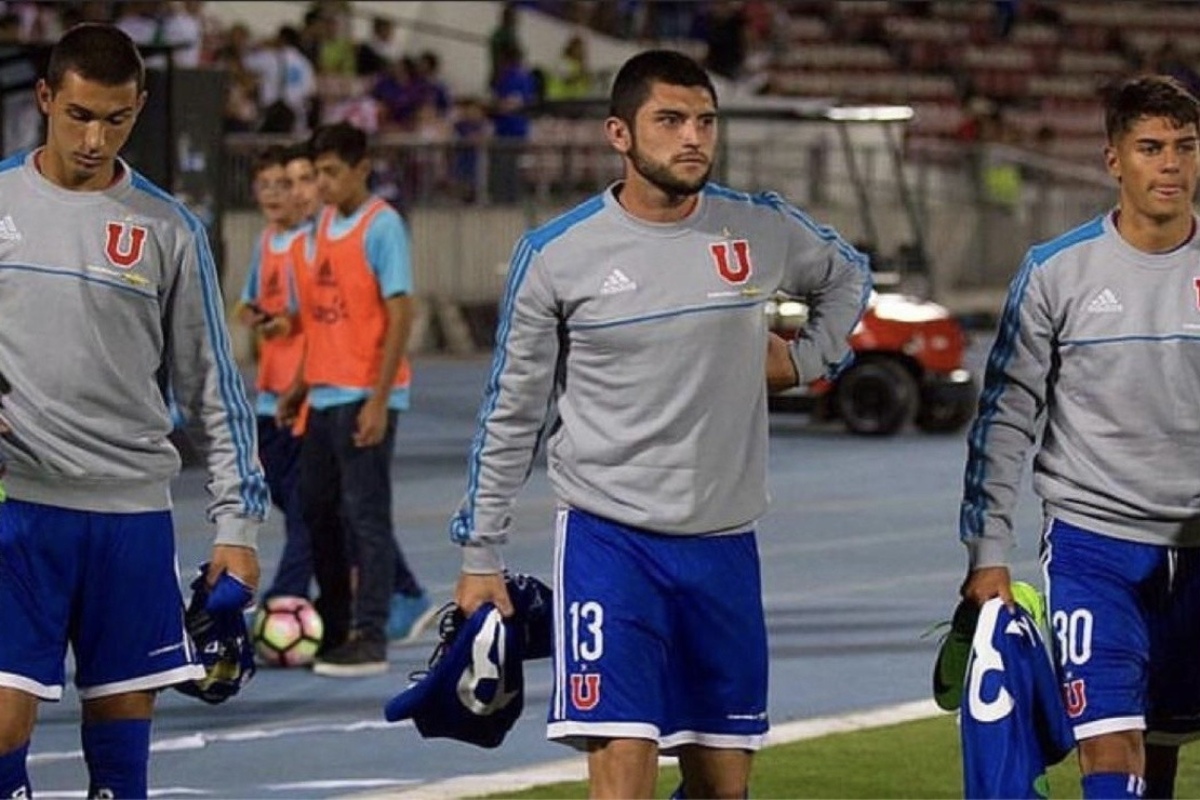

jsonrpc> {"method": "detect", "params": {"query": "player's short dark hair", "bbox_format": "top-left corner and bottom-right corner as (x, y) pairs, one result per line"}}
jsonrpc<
(608, 49), (717, 125)
(46, 23), (145, 94)
(1103, 74), (1200, 142)
(283, 140), (313, 165)
(309, 122), (369, 166)
(253, 144), (291, 178)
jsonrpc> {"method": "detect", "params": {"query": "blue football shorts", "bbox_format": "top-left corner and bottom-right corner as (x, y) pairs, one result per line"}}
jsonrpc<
(1042, 518), (1200, 745)
(0, 498), (204, 700)
(547, 506), (769, 753)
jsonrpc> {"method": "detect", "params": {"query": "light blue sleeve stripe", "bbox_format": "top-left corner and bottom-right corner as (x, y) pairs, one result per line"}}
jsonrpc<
(1029, 214), (1105, 264)
(0, 150), (29, 175)
(764, 191), (873, 377)
(190, 213), (269, 519)
(451, 193), (606, 543)
(959, 251), (1037, 540)
(133, 172), (268, 519)
(454, 236), (535, 542)
(960, 215), (1105, 540)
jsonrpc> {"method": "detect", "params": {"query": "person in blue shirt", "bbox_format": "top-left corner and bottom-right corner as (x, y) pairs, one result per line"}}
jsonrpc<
(487, 41), (537, 203)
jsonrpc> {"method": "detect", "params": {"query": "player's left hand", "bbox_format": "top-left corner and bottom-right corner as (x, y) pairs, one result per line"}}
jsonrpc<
(766, 331), (800, 392)
(353, 395), (388, 448)
(960, 565), (1012, 608)
(208, 544), (260, 594)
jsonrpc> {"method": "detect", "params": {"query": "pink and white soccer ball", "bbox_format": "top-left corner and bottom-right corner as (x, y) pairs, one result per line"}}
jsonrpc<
(252, 596), (324, 667)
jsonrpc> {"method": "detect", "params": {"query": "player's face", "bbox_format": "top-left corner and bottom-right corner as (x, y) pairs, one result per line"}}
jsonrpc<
(286, 157), (321, 221)
(1106, 114), (1200, 226)
(618, 81), (717, 198)
(314, 152), (370, 214)
(253, 164), (293, 228)
(36, 70), (145, 191)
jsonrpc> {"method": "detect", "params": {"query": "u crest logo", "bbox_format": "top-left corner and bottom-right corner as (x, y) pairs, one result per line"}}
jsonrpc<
(105, 222), (147, 269)
(1062, 678), (1087, 718)
(569, 673), (601, 711)
(710, 239), (752, 284)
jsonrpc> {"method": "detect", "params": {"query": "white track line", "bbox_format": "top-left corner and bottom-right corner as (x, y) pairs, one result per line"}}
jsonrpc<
(351, 699), (944, 800)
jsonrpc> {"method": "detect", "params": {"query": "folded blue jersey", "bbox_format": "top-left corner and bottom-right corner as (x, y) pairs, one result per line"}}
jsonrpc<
(174, 563), (257, 705)
(384, 572), (552, 748)
(961, 598), (1075, 799)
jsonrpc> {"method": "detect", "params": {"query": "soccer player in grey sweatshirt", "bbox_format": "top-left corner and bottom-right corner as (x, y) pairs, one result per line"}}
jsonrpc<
(450, 50), (870, 798)
(958, 75), (1200, 799)
(0, 24), (266, 799)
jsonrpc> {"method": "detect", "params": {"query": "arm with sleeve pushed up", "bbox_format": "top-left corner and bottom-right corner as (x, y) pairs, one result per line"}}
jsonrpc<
(354, 211), (414, 445)
(166, 221), (268, 550)
(774, 196), (873, 382)
(450, 239), (561, 573)
(233, 235), (268, 329)
(366, 209), (414, 400)
(237, 238), (262, 308)
(960, 254), (1053, 569)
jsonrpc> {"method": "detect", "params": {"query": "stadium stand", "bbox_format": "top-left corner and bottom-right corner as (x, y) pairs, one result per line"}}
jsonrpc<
(742, 0), (1200, 164)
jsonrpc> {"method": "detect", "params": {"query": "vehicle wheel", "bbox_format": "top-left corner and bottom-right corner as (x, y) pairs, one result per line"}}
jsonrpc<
(834, 360), (918, 436)
(916, 392), (976, 433)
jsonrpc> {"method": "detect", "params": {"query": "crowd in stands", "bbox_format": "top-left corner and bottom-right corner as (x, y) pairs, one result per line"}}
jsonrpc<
(4, 0), (1200, 178)
(0, 1), (546, 203)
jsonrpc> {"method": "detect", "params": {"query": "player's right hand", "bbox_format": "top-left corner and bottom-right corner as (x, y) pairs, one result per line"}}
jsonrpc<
(960, 565), (1012, 608)
(209, 544), (261, 595)
(275, 383), (306, 428)
(236, 303), (270, 330)
(455, 571), (514, 618)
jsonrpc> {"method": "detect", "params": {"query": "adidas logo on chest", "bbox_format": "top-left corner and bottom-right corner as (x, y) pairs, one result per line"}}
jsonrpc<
(600, 268), (637, 295)
(0, 214), (21, 241)
(1086, 287), (1123, 314)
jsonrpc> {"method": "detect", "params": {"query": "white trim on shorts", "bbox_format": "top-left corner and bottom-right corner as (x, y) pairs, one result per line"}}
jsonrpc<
(78, 664), (205, 700)
(1074, 716), (1145, 741)
(548, 720), (661, 751)
(547, 721), (767, 754)
(0, 671), (63, 701)
(660, 730), (767, 753)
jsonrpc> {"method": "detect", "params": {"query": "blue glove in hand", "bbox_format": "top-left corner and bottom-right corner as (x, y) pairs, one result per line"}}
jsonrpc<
(174, 562), (257, 704)
(206, 569), (254, 614)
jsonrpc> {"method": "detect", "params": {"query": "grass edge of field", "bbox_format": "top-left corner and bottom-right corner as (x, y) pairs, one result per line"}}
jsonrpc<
(374, 698), (1199, 800)
(376, 700), (942, 799)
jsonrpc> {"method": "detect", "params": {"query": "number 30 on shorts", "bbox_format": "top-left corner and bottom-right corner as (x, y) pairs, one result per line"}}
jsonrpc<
(1052, 608), (1093, 667)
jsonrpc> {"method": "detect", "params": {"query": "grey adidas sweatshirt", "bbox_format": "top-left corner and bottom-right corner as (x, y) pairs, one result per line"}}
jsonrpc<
(0, 151), (267, 548)
(961, 211), (1200, 568)
(451, 183), (872, 572)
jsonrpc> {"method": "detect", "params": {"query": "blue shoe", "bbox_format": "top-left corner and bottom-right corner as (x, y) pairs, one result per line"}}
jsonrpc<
(387, 592), (436, 642)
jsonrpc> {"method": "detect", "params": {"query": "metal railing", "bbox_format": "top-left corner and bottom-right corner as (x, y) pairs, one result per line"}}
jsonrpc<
(220, 129), (1119, 314)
